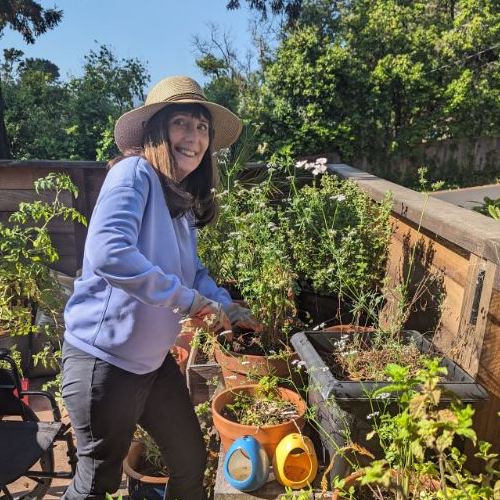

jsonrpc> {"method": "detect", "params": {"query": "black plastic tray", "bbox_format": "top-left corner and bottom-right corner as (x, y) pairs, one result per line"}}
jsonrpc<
(291, 329), (488, 403)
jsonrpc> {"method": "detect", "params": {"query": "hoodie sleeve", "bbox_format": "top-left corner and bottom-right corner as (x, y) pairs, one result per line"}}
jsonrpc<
(85, 183), (195, 314)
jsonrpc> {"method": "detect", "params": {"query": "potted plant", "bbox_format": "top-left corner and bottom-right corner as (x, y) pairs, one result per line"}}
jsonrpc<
(0, 173), (86, 381)
(212, 376), (307, 460)
(123, 427), (168, 500)
(284, 161), (392, 327)
(331, 360), (500, 498)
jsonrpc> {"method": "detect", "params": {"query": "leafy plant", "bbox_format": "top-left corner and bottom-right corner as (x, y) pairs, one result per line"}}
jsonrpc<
(133, 426), (167, 477)
(348, 359), (500, 499)
(0, 172), (86, 372)
(285, 161), (393, 306)
(199, 155), (392, 348)
(472, 196), (500, 220)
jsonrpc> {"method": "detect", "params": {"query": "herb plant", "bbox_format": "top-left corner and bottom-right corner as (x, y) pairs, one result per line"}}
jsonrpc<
(353, 360), (500, 499)
(0, 173), (86, 373)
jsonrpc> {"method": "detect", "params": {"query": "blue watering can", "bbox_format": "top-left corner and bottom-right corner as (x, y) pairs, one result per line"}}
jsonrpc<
(224, 435), (270, 491)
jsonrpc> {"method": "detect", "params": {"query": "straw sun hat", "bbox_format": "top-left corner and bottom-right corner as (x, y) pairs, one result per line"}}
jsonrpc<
(114, 75), (243, 153)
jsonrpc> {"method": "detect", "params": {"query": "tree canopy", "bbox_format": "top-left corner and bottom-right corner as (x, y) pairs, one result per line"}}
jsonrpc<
(0, 0), (63, 158)
(230, 0), (499, 178)
(2, 45), (149, 160)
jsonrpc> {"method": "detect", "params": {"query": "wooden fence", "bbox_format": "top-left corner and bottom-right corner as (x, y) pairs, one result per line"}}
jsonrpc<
(1, 159), (499, 454)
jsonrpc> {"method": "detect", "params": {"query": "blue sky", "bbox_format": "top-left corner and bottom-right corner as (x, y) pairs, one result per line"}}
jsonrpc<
(1, 0), (255, 92)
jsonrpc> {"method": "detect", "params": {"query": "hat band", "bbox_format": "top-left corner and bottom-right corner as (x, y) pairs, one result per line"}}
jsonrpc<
(153, 92), (208, 105)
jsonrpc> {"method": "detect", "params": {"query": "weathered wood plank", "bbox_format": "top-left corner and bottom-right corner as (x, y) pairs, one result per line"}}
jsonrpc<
(0, 189), (72, 211)
(382, 214), (468, 340)
(0, 159), (106, 170)
(477, 288), (500, 398)
(50, 255), (78, 275)
(329, 164), (500, 268)
(449, 257), (497, 379)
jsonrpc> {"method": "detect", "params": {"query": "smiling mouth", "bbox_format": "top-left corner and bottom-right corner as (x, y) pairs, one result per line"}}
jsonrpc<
(176, 147), (197, 158)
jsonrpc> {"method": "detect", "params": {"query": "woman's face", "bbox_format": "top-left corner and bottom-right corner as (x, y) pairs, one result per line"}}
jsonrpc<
(168, 111), (210, 180)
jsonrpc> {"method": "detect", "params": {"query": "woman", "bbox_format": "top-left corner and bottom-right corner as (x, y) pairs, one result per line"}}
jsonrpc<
(61, 76), (259, 500)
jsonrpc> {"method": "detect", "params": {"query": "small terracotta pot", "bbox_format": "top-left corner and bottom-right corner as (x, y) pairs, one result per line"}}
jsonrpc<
(123, 441), (168, 499)
(212, 384), (307, 460)
(214, 343), (297, 388)
(170, 345), (189, 375)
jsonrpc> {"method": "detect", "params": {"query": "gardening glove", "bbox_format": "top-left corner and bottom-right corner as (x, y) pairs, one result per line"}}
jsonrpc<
(188, 290), (232, 334)
(222, 302), (263, 332)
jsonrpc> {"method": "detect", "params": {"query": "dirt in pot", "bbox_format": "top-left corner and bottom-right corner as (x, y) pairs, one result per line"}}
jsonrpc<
(219, 330), (292, 358)
(320, 334), (436, 382)
(222, 378), (300, 426)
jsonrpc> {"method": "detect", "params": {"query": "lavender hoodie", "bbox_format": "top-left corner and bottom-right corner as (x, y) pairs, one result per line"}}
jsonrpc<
(64, 156), (231, 373)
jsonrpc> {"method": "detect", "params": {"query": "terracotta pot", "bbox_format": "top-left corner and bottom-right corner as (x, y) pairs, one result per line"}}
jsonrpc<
(214, 343), (297, 388)
(123, 441), (168, 499)
(170, 345), (188, 375)
(174, 331), (194, 354)
(212, 384), (307, 460)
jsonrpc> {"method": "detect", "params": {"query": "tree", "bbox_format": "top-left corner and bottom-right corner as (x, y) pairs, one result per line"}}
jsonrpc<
(241, 0), (500, 173)
(193, 24), (252, 113)
(226, 0), (304, 25)
(2, 45), (150, 160)
(66, 45), (149, 160)
(0, 0), (63, 158)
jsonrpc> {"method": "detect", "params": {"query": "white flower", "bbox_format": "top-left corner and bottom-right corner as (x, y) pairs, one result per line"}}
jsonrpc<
(366, 411), (379, 420)
(375, 392), (391, 400)
(316, 157), (327, 165)
(295, 160), (308, 168)
(210, 187), (217, 193)
(311, 164), (327, 176)
(330, 194), (346, 202)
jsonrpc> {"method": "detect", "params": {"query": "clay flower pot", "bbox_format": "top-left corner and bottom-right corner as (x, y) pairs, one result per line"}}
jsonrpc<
(123, 441), (168, 500)
(212, 384), (307, 460)
(214, 343), (297, 388)
(170, 345), (189, 375)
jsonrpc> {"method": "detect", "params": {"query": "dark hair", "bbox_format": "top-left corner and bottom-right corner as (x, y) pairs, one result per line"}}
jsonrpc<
(108, 103), (218, 227)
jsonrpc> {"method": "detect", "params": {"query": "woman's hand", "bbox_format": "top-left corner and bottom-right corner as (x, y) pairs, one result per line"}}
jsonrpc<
(222, 302), (262, 333)
(188, 291), (231, 333)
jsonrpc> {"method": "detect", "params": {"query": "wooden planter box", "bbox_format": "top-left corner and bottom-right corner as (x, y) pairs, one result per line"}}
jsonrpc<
(186, 345), (221, 406)
(330, 164), (500, 461)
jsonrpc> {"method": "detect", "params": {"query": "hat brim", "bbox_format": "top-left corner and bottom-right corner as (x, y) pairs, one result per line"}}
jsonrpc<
(114, 99), (243, 153)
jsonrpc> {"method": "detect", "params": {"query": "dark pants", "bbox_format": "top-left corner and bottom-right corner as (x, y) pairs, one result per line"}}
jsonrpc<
(61, 341), (206, 500)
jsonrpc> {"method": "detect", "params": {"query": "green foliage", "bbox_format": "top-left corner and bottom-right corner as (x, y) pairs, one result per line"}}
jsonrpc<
(133, 426), (167, 477)
(241, 0), (500, 177)
(2, 44), (149, 160)
(472, 196), (500, 220)
(199, 156), (392, 345)
(285, 167), (393, 302)
(355, 359), (500, 499)
(0, 1), (62, 45)
(0, 173), (86, 370)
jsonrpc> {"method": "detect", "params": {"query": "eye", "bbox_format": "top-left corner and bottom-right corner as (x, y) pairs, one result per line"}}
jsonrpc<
(198, 122), (209, 132)
(172, 117), (186, 126)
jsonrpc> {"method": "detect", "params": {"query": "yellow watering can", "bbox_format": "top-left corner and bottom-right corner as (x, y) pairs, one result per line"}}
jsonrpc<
(272, 433), (318, 489)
